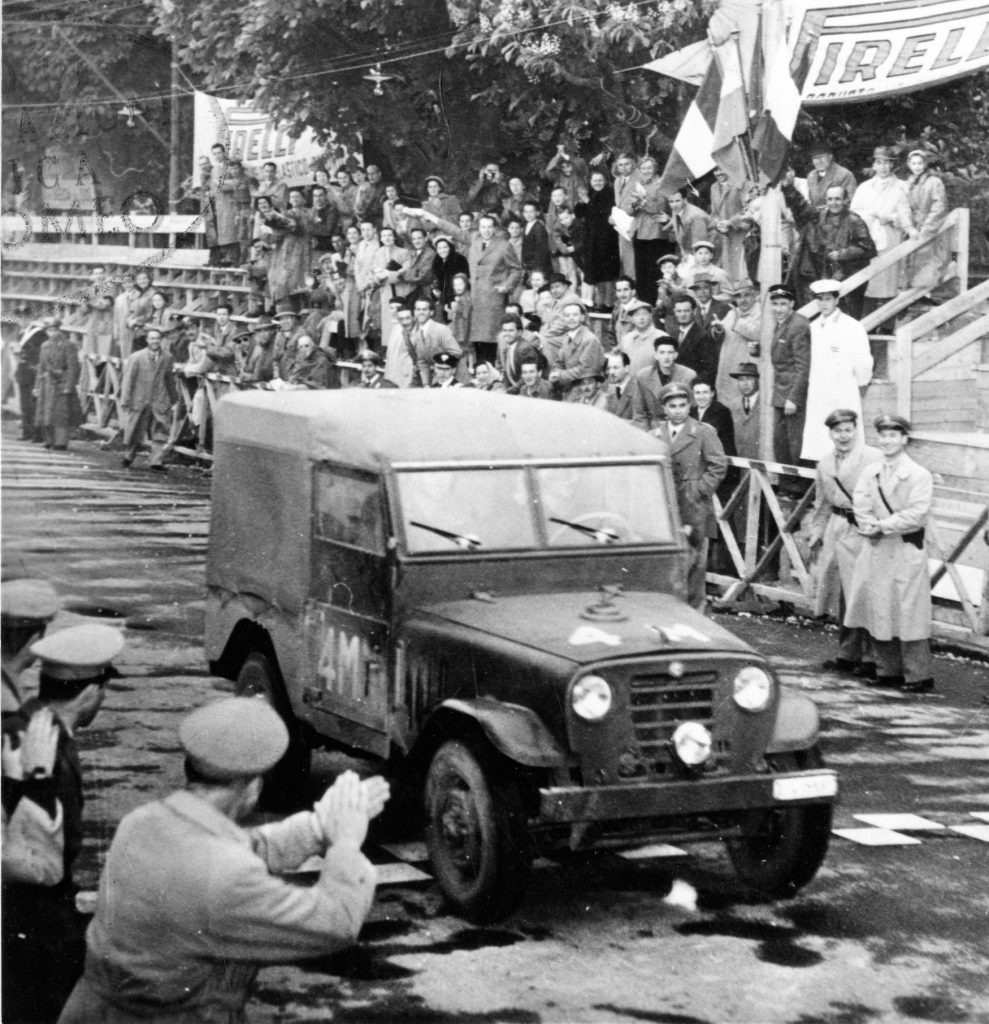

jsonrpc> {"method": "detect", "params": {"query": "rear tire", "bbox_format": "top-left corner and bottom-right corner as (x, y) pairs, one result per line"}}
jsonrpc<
(424, 737), (532, 923)
(235, 650), (311, 811)
(726, 747), (832, 899)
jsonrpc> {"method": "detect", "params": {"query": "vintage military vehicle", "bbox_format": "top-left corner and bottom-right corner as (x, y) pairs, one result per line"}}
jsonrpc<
(206, 389), (835, 921)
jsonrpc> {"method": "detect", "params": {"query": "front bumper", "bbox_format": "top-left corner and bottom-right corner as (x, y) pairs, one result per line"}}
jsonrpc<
(539, 769), (837, 824)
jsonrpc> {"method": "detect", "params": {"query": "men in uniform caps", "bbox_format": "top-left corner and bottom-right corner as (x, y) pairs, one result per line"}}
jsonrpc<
(3, 624), (124, 1024)
(59, 698), (387, 1024)
(357, 349), (397, 388)
(652, 382), (727, 611)
(808, 409), (882, 678)
(768, 284), (812, 483)
(430, 351), (463, 388)
(801, 280), (873, 462)
(843, 414), (935, 693)
(1, 579), (60, 713)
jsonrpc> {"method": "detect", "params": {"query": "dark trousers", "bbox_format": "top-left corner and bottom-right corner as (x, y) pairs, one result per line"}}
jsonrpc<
(632, 238), (675, 305)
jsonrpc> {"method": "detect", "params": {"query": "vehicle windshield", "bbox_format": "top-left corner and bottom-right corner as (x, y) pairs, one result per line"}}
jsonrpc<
(395, 463), (674, 554)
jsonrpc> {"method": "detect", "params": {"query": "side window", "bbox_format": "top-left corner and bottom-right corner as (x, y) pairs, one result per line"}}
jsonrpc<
(314, 466), (385, 553)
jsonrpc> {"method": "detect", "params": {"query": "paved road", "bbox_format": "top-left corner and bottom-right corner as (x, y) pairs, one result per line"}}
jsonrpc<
(3, 428), (988, 1024)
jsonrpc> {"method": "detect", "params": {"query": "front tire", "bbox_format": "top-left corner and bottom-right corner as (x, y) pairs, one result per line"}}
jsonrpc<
(236, 651), (311, 811)
(424, 737), (532, 923)
(726, 748), (832, 898)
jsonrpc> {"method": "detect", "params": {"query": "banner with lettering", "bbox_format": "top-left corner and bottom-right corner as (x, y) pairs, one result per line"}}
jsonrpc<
(796, 0), (989, 105)
(192, 92), (348, 185)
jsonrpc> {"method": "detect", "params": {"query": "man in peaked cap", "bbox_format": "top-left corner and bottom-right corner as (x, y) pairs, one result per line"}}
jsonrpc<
(3, 624), (124, 1023)
(842, 414), (936, 694)
(768, 282), (812, 493)
(1, 579), (60, 713)
(60, 698), (388, 1024)
(654, 381), (727, 612)
(430, 350), (463, 388)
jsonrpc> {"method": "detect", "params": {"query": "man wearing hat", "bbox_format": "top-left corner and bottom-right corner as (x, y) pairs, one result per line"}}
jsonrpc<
(548, 301), (605, 401)
(806, 141), (857, 211)
(120, 327), (179, 472)
(687, 272), (731, 332)
(724, 362), (762, 461)
(238, 314), (278, 385)
(430, 350), (463, 388)
(34, 320), (82, 451)
(621, 300), (664, 377)
(654, 382), (727, 610)
(808, 409), (882, 678)
(714, 280), (761, 404)
(272, 302), (304, 378)
(843, 415), (935, 693)
(1, 578), (60, 714)
(356, 348), (397, 388)
(537, 272), (581, 364)
(781, 174), (875, 315)
(3, 624), (123, 1023)
(905, 148), (950, 289)
(801, 280), (873, 462)
(768, 284), (812, 477)
(851, 148), (916, 320)
(59, 698), (388, 1024)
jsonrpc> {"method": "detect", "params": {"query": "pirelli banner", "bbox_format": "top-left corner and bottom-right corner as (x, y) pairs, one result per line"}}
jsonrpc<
(797, 0), (989, 105)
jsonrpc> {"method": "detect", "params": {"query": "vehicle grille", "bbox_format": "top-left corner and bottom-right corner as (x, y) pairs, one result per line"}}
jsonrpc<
(629, 671), (722, 772)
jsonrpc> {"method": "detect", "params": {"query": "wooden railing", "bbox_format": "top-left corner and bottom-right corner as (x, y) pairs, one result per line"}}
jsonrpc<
(710, 456), (988, 644)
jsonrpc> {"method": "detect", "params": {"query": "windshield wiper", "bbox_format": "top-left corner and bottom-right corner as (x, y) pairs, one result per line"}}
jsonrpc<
(410, 521), (482, 550)
(549, 517), (618, 543)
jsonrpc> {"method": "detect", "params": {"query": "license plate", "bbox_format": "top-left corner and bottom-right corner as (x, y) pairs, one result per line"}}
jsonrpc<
(773, 773), (837, 801)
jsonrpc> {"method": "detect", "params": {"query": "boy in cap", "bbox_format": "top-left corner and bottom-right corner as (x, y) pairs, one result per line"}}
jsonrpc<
(3, 624), (124, 1024)
(59, 698), (388, 1024)
(357, 349), (397, 388)
(808, 409), (882, 678)
(843, 414), (935, 693)
(654, 382), (727, 610)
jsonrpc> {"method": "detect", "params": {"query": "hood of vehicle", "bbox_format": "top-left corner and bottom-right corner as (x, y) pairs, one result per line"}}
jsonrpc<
(417, 590), (753, 665)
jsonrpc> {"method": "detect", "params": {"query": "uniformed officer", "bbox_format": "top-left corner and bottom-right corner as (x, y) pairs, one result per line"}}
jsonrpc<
(1, 578), (60, 713)
(808, 409), (882, 677)
(653, 382), (728, 611)
(430, 350), (463, 388)
(768, 283), (811, 487)
(3, 624), (124, 1024)
(59, 698), (389, 1024)
(844, 414), (935, 693)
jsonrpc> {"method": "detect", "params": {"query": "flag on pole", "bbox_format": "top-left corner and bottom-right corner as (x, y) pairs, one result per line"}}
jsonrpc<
(656, 61), (721, 195)
(710, 36), (751, 189)
(751, 14), (823, 185)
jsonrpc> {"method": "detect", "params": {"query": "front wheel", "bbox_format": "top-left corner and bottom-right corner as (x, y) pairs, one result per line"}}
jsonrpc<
(235, 650), (311, 811)
(424, 738), (532, 923)
(726, 748), (833, 899)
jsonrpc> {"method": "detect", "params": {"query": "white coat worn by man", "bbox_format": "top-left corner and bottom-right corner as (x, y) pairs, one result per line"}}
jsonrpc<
(801, 281), (874, 462)
(843, 414), (935, 694)
(58, 698), (388, 1024)
(808, 409), (882, 677)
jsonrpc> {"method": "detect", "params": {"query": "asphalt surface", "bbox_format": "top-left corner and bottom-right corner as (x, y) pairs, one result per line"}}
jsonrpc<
(2, 425), (988, 1024)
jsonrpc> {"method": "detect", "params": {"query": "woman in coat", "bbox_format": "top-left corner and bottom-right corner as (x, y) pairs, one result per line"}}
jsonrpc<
(627, 157), (674, 305)
(372, 226), (410, 342)
(264, 189), (313, 309)
(431, 236), (470, 324)
(905, 149), (950, 289)
(422, 176), (462, 226)
(575, 170), (620, 310)
(145, 290), (179, 354)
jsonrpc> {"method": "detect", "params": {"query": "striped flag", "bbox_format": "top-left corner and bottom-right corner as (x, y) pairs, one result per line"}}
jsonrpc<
(710, 36), (751, 189)
(752, 14), (823, 185)
(656, 58), (721, 194)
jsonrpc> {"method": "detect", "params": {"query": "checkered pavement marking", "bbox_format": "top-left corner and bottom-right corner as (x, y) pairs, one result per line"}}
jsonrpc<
(833, 811), (989, 846)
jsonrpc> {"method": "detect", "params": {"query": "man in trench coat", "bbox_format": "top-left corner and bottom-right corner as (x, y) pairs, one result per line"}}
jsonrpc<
(34, 321), (82, 450)
(808, 409), (882, 677)
(650, 382), (727, 611)
(844, 414), (935, 693)
(119, 327), (179, 471)
(467, 214), (522, 361)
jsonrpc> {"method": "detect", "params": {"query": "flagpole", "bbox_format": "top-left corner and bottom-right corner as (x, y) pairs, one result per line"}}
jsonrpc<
(757, 0), (786, 462)
(730, 30), (758, 185)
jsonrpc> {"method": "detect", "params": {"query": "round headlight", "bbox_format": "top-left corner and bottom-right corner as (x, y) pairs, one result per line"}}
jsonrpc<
(672, 721), (712, 766)
(571, 675), (612, 721)
(733, 665), (773, 711)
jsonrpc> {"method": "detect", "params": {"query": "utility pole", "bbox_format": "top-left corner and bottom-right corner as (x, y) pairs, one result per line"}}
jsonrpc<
(169, 52), (181, 214)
